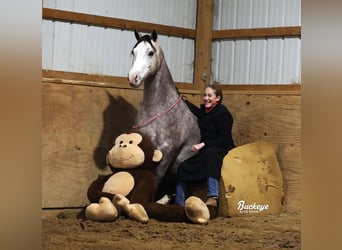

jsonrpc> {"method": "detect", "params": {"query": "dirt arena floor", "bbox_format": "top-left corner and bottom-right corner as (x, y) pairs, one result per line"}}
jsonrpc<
(42, 208), (301, 249)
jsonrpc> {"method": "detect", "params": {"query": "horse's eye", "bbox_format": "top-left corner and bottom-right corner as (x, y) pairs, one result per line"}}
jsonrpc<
(148, 51), (154, 57)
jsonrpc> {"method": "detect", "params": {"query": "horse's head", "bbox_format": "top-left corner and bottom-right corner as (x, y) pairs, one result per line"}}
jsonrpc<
(128, 29), (161, 88)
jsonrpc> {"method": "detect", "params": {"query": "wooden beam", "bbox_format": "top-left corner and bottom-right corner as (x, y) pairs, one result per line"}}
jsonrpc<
(42, 70), (131, 89)
(193, 0), (214, 91)
(221, 84), (301, 95)
(212, 26), (301, 40)
(42, 70), (300, 94)
(42, 70), (194, 90)
(42, 8), (196, 39)
(42, 8), (300, 41)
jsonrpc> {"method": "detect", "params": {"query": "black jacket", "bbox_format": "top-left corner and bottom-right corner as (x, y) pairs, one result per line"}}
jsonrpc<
(177, 101), (235, 181)
(185, 101), (235, 151)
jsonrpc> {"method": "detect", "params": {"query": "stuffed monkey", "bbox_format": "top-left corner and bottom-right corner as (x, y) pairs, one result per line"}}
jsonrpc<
(86, 131), (209, 224)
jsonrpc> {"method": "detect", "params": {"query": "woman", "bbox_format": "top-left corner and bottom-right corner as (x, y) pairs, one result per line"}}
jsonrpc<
(174, 83), (235, 206)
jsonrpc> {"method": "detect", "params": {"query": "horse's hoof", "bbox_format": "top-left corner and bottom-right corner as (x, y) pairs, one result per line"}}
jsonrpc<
(85, 197), (118, 222)
(156, 194), (172, 204)
(185, 196), (210, 224)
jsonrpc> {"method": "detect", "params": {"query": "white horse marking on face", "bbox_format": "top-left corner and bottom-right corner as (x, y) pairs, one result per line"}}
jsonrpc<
(128, 32), (160, 87)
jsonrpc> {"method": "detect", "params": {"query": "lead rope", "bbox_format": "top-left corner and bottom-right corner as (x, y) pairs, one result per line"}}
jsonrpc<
(132, 95), (183, 129)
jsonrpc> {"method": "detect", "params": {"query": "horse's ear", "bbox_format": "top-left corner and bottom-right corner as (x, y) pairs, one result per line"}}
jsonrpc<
(134, 29), (140, 41)
(151, 30), (158, 41)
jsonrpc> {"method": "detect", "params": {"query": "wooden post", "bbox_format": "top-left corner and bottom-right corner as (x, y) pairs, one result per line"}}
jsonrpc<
(193, 0), (214, 91)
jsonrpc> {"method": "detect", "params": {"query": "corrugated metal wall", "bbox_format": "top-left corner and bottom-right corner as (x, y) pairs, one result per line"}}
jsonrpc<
(42, 0), (197, 83)
(212, 0), (301, 84)
(42, 0), (301, 84)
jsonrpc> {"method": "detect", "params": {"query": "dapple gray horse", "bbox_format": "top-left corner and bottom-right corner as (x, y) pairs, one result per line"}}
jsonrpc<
(128, 30), (200, 195)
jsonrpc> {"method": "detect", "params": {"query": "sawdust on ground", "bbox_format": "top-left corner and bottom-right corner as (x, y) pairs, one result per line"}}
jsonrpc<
(42, 209), (301, 249)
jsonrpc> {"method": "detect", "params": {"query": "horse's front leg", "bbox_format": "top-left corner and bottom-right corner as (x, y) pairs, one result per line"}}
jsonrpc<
(152, 148), (179, 201)
(154, 155), (174, 186)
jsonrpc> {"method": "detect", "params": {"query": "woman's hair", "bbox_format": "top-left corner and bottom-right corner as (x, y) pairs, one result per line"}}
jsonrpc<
(205, 83), (223, 103)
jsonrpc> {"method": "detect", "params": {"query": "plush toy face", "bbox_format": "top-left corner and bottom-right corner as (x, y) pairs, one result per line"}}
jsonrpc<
(107, 132), (162, 169)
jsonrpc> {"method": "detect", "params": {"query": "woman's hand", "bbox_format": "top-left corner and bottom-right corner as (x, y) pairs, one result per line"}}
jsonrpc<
(191, 142), (205, 152)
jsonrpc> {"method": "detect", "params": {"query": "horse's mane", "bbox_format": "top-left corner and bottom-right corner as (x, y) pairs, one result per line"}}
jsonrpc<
(132, 34), (156, 52)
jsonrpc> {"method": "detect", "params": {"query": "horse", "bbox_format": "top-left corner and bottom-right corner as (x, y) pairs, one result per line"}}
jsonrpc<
(128, 29), (201, 197)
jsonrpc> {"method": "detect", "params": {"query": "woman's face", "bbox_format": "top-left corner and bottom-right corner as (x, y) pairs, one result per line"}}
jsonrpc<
(202, 87), (220, 109)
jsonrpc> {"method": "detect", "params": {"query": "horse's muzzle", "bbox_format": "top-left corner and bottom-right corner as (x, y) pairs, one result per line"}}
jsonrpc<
(128, 73), (142, 88)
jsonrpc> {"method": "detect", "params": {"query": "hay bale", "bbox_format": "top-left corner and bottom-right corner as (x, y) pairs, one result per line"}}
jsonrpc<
(219, 141), (284, 217)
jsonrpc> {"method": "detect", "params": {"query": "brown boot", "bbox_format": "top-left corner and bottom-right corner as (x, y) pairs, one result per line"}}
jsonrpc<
(205, 197), (218, 207)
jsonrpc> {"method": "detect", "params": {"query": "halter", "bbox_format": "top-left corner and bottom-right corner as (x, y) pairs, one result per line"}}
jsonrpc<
(132, 95), (183, 129)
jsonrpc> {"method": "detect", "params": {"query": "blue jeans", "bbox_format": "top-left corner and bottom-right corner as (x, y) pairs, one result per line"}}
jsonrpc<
(207, 177), (219, 198)
(174, 177), (219, 206)
(174, 180), (186, 205)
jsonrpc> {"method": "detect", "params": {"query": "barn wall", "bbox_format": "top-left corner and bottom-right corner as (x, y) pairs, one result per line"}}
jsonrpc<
(43, 0), (197, 28)
(42, 0), (301, 85)
(42, 83), (140, 208)
(42, 0), (197, 83)
(42, 81), (301, 213)
(212, 0), (301, 84)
